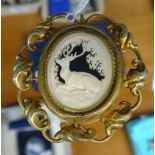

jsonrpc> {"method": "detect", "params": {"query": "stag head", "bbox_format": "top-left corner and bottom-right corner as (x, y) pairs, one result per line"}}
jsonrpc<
(55, 42), (85, 66)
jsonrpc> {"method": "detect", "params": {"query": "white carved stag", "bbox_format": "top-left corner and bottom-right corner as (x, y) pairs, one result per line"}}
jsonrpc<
(55, 44), (102, 94)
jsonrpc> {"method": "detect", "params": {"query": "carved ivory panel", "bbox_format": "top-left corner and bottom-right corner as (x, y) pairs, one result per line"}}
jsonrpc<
(47, 32), (113, 110)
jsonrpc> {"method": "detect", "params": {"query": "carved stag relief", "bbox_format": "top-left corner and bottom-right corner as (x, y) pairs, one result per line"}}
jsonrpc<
(55, 41), (104, 92)
(51, 39), (110, 109)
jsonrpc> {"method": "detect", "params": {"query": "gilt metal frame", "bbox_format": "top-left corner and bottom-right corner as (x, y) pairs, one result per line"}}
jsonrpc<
(13, 14), (147, 143)
(39, 24), (122, 122)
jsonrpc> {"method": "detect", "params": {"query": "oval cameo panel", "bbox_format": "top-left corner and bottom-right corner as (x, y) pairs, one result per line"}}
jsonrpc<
(39, 25), (120, 116)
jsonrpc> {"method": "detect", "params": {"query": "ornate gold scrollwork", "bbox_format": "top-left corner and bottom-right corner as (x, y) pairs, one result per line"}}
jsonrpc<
(13, 14), (147, 143)
(43, 122), (97, 142)
(27, 21), (55, 51)
(124, 59), (147, 90)
(13, 58), (33, 91)
(100, 22), (147, 137)
(107, 23), (138, 51)
(27, 13), (75, 51)
(103, 101), (132, 136)
(24, 98), (51, 131)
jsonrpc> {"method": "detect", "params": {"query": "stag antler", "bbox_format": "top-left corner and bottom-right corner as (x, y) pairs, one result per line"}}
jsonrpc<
(62, 44), (73, 58)
(70, 43), (86, 61)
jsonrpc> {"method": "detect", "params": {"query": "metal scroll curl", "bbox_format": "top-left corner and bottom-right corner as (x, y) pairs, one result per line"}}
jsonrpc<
(13, 14), (147, 143)
(27, 13), (76, 51)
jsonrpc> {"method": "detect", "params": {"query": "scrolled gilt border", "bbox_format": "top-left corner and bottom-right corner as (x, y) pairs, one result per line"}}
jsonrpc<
(13, 14), (147, 143)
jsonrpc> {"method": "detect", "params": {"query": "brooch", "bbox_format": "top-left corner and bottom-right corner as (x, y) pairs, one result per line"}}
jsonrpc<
(13, 14), (147, 143)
